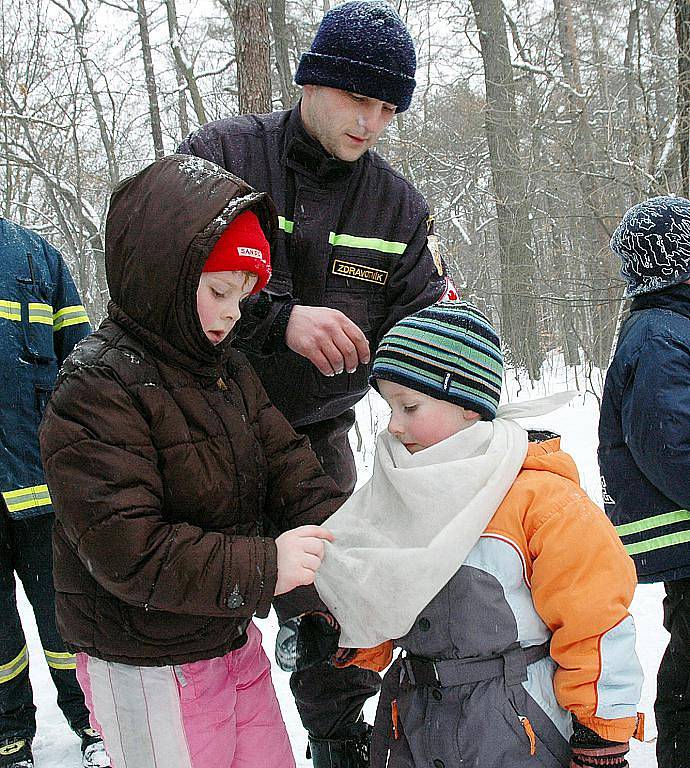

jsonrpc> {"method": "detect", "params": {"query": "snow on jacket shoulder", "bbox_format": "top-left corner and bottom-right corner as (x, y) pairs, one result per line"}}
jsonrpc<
(0, 218), (90, 520)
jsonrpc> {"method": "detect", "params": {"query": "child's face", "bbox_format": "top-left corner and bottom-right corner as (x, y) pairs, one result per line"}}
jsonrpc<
(196, 271), (257, 345)
(377, 379), (481, 454)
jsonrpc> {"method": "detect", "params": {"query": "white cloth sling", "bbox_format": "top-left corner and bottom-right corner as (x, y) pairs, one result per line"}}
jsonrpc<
(315, 391), (575, 648)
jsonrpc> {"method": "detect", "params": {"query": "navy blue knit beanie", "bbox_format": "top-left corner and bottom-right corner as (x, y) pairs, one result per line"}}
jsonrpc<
(370, 302), (504, 421)
(611, 195), (690, 297)
(294, 1), (417, 113)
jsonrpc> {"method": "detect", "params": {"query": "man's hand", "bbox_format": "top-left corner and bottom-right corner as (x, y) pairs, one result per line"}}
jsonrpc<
(285, 305), (370, 376)
(274, 525), (335, 596)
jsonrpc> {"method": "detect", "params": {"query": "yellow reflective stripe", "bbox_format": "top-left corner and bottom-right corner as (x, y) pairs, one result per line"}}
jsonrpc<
(278, 216), (294, 234)
(0, 646), (28, 684)
(2, 485), (52, 514)
(53, 304), (89, 332)
(328, 231), (407, 255)
(0, 300), (21, 321)
(44, 650), (77, 670)
(28, 302), (53, 325)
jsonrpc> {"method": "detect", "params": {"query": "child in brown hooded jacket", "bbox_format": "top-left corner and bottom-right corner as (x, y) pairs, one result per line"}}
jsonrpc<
(39, 155), (342, 768)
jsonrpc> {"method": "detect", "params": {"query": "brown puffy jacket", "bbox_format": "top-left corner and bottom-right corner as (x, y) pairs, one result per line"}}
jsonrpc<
(39, 155), (346, 666)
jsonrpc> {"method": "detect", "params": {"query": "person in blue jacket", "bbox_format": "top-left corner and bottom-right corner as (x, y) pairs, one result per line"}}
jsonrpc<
(0, 219), (108, 768)
(599, 195), (690, 768)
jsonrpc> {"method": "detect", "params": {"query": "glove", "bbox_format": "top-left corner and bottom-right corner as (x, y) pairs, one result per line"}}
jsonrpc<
(275, 611), (341, 672)
(570, 720), (629, 767)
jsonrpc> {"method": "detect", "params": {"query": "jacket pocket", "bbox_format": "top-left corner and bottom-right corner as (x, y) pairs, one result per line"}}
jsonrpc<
(119, 604), (214, 647)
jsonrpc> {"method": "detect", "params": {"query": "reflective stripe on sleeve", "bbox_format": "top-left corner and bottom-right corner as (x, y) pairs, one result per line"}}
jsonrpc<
(0, 300), (21, 321)
(0, 646), (29, 684)
(53, 305), (89, 332)
(2, 485), (52, 516)
(278, 216), (294, 234)
(28, 302), (53, 325)
(616, 509), (690, 555)
(44, 649), (77, 671)
(328, 231), (407, 255)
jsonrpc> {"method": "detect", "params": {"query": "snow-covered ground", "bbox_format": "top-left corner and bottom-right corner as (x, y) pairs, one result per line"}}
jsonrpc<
(22, 358), (664, 766)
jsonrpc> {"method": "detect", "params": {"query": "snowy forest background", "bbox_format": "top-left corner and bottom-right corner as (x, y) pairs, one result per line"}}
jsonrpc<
(2, 1), (687, 765)
(2, 0), (690, 387)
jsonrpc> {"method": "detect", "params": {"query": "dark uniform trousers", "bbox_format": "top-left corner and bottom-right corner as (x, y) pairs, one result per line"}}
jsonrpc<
(0, 507), (89, 741)
(655, 576), (690, 768)
(278, 411), (382, 739)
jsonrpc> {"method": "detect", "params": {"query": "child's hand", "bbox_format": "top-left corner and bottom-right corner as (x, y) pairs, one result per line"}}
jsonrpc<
(274, 525), (335, 596)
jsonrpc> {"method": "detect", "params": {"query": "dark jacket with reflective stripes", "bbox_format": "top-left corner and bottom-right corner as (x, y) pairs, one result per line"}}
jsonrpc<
(39, 156), (345, 665)
(0, 218), (90, 520)
(178, 105), (447, 427)
(598, 283), (690, 582)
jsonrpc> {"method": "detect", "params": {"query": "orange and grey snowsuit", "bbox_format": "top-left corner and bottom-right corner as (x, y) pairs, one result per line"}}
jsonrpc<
(350, 437), (643, 768)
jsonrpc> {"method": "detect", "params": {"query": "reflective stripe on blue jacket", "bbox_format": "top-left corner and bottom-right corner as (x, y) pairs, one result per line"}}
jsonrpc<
(0, 218), (91, 520)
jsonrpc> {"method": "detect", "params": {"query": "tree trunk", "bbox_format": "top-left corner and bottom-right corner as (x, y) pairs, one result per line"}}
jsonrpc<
(164, 0), (207, 131)
(469, 0), (543, 378)
(231, 0), (272, 114)
(49, 0), (120, 186)
(137, 0), (165, 158)
(676, 0), (690, 196)
(553, 0), (619, 367)
(270, 0), (297, 109)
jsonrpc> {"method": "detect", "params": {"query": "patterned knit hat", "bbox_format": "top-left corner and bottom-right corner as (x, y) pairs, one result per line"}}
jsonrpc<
(611, 195), (690, 297)
(294, 1), (417, 113)
(371, 302), (503, 420)
(202, 210), (271, 293)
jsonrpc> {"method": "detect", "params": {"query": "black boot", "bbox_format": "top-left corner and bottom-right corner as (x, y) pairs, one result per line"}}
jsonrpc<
(0, 737), (33, 768)
(308, 723), (371, 768)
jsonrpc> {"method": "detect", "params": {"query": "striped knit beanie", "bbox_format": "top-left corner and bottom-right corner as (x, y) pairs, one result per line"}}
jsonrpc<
(370, 302), (503, 420)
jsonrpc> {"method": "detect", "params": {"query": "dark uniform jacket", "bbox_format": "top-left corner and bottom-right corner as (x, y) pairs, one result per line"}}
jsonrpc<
(39, 155), (345, 666)
(599, 283), (690, 583)
(0, 219), (90, 521)
(179, 106), (447, 427)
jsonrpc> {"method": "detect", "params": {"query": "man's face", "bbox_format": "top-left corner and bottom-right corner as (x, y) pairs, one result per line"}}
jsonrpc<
(300, 85), (397, 162)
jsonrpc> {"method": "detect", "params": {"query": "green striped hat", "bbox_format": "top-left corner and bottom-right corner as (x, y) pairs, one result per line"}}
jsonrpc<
(371, 302), (503, 420)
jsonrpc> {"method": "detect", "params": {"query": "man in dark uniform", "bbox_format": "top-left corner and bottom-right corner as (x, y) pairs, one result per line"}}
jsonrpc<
(179, 2), (453, 764)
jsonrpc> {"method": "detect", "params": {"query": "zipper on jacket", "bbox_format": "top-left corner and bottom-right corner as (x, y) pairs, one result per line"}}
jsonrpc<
(508, 699), (536, 756)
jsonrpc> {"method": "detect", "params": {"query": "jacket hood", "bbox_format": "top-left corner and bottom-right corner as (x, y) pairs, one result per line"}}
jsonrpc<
(105, 154), (276, 371)
(522, 437), (579, 484)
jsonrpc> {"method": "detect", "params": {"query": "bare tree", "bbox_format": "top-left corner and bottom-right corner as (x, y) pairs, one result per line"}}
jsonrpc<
(676, 0), (690, 195)
(164, 0), (207, 132)
(469, 0), (543, 377)
(223, 0), (271, 114)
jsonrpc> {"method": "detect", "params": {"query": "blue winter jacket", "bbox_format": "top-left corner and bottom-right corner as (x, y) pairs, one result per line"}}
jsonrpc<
(598, 283), (690, 582)
(0, 219), (90, 520)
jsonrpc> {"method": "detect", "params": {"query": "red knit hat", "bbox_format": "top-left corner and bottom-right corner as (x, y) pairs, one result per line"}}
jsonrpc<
(202, 210), (271, 293)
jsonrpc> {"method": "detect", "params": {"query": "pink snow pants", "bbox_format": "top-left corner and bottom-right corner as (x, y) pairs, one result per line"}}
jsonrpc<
(75, 622), (295, 768)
